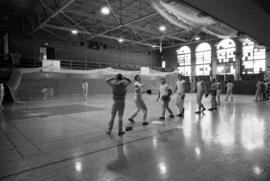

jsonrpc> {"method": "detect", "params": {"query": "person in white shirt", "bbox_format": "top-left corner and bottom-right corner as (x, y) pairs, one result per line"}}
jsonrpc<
(195, 78), (206, 114)
(0, 84), (4, 109)
(216, 79), (222, 106)
(225, 80), (234, 102)
(42, 87), (49, 101)
(82, 80), (88, 100)
(156, 77), (174, 120)
(173, 74), (186, 117)
(127, 75), (148, 129)
(106, 73), (131, 136)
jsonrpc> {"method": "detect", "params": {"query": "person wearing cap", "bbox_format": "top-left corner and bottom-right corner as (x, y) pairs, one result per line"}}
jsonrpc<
(106, 73), (131, 136)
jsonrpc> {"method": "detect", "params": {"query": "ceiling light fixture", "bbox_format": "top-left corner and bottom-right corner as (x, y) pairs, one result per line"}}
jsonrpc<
(152, 45), (158, 48)
(159, 25), (166, 32)
(118, 38), (124, 43)
(101, 6), (110, 15)
(71, 29), (78, 35)
(195, 37), (200, 40)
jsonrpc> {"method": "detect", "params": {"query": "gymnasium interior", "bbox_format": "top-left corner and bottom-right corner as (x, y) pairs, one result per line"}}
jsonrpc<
(0, 0), (270, 180)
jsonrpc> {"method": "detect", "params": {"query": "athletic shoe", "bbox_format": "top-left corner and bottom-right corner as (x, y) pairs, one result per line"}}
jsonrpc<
(118, 131), (125, 136)
(208, 108), (214, 111)
(201, 107), (206, 112)
(169, 115), (174, 118)
(159, 116), (165, 120)
(142, 122), (149, 126)
(128, 118), (135, 123)
(195, 111), (201, 114)
(125, 126), (133, 131)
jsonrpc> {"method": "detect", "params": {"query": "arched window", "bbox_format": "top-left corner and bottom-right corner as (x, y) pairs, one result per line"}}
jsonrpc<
(242, 38), (265, 74)
(216, 39), (236, 75)
(195, 43), (211, 76)
(176, 46), (191, 76)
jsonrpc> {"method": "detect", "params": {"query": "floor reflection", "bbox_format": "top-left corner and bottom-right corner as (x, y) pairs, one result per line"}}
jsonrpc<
(241, 115), (265, 151)
(0, 110), (6, 131)
(106, 136), (129, 171)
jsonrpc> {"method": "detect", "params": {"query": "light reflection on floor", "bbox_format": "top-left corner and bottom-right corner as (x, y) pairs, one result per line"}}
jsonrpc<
(0, 94), (269, 181)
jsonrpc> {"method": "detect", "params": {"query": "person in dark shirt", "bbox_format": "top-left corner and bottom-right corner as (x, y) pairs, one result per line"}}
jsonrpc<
(106, 73), (131, 136)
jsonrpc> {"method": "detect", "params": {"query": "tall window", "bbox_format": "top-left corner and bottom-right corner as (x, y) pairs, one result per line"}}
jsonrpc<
(216, 39), (236, 75)
(195, 43), (211, 76)
(242, 38), (265, 74)
(176, 46), (191, 76)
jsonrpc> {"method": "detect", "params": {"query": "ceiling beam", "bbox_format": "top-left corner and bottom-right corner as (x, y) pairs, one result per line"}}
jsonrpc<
(188, 29), (201, 43)
(80, 12), (158, 42)
(105, 0), (121, 25)
(63, 9), (187, 42)
(163, 37), (220, 49)
(123, 30), (188, 47)
(31, 0), (75, 34)
(44, 24), (156, 47)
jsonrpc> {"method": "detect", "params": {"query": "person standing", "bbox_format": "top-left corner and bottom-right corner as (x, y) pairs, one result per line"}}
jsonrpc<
(156, 77), (174, 120)
(173, 74), (186, 117)
(216, 78), (222, 106)
(209, 78), (218, 111)
(225, 80), (234, 102)
(265, 79), (270, 100)
(255, 79), (263, 101)
(82, 80), (88, 100)
(195, 78), (206, 114)
(127, 74), (148, 127)
(106, 73), (131, 136)
(0, 83), (4, 109)
(42, 87), (49, 101)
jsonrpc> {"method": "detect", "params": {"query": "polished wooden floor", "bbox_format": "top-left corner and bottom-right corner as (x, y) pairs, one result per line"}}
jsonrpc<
(0, 93), (269, 181)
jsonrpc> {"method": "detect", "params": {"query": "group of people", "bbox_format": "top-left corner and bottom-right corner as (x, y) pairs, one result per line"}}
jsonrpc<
(104, 73), (236, 136)
(194, 78), (234, 113)
(255, 79), (270, 101)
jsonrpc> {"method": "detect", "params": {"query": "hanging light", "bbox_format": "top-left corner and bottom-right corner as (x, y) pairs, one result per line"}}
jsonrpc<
(101, 6), (110, 15)
(118, 38), (124, 43)
(71, 29), (78, 35)
(195, 37), (200, 41)
(159, 25), (166, 32)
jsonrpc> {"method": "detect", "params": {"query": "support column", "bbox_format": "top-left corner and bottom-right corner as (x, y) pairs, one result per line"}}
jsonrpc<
(211, 42), (217, 78)
(234, 39), (242, 80)
(190, 44), (196, 79)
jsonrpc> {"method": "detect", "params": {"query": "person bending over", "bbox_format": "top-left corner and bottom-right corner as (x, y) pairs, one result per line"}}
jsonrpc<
(106, 73), (131, 136)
